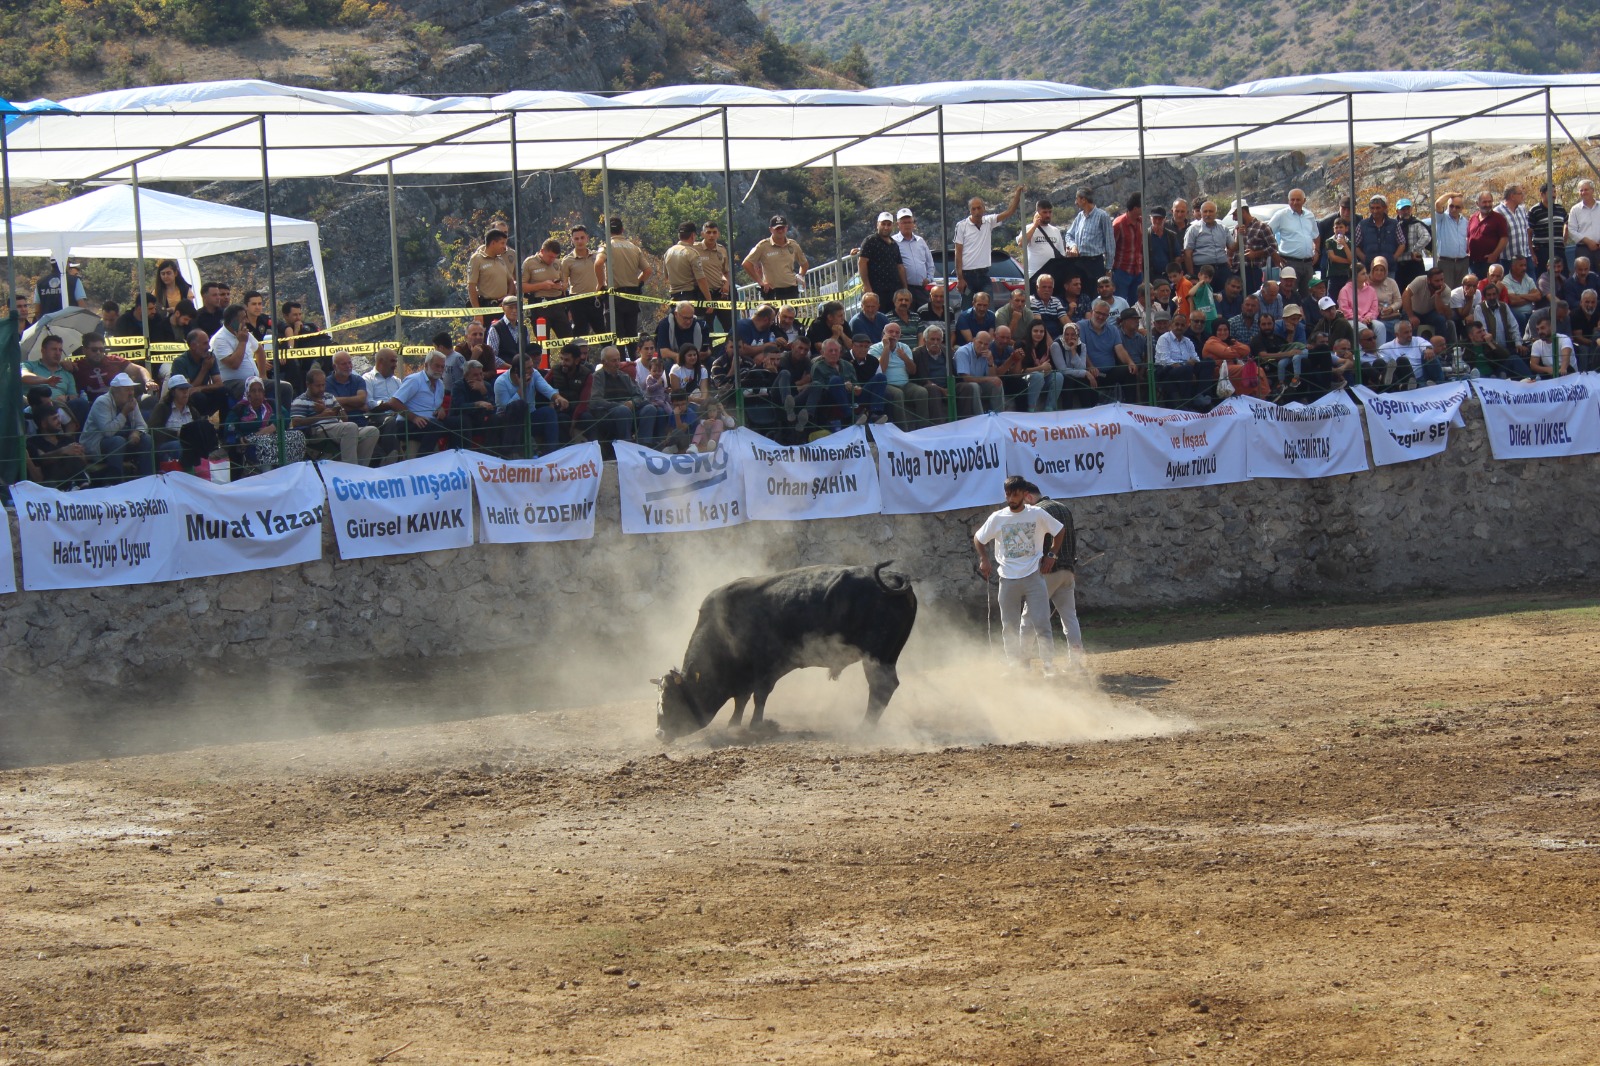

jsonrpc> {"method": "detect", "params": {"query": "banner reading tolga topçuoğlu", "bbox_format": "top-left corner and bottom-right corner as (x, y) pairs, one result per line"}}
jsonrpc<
(323, 450), (474, 560)
(873, 416), (1006, 515)
(731, 426), (883, 521)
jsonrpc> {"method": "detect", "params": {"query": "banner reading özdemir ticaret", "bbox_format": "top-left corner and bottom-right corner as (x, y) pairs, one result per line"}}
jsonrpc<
(732, 426), (882, 521)
(1470, 373), (1600, 461)
(323, 450), (474, 560)
(471, 442), (604, 544)
(11, 475), (179, 591)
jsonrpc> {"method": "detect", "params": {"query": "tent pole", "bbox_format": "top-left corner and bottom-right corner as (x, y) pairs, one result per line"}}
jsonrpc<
(1017, 145), (1024, 187)
(3, 123), (14, 324)
(832, 153), (842, 282)
(1347, 93), (1361, 384)
(507, 112), (532, 457)
(388, 162), (403, 343)
(2, 120), (19, 485)
(601, 155), (616, 345)
(132, 164), (148, 350)
(1552, 112), (1600, 187)
(1138, 98), (1155, 405)
(1546, 88), (1558, 297)
(937, 105), (954, 423)
(1232, 138), (1241, 280)
(1426, 131), (1436, 252)
(720, 107), (743, 427)
(260, 116), (284, 449)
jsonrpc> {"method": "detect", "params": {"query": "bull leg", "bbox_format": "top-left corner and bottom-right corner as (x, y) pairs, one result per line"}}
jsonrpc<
(750, 679), (776, 730)
(861, 658), (900, 728)
(729, 692), (750, 727)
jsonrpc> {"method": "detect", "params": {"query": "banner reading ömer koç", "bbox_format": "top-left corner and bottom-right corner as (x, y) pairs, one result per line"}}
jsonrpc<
(732, 425), (882, 521)
(1223, 393), (1371, 479)
(11, 476), (179, 591)
(163, 463), (327, 579)
(615, 440), (746, 534)
(324, 450), (474, 560)
(1352, 383), (1470, 466)
(999, 409), (1131, 498)
(472, 442), (604, 543)
(874, 416), (1006, 514)
(1121, 404), (1252, 491)
(1470, 373), (1600, 461)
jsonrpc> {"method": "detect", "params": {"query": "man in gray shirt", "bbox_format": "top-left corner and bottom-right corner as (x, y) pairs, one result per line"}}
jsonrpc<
(79, 372), (152, 482)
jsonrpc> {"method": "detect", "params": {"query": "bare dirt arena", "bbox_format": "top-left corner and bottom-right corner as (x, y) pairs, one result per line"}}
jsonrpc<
(3, 591), (1599, 1065)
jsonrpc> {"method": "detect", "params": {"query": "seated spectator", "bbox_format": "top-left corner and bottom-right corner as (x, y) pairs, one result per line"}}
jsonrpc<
(99, 300), (121, 334)
(1111, 308), (1150, 400)
(1051, 322), (1099, 409)
(953, 330), (1005, 415)
(917, 286), (952, 343)
(736, 303), (786, 365)
(150, 374), (210, 469)
(691, 400), (735, 451)
(1502, 256), (1538, 330)
(671, 345), (712, 407)
(657, 300), (709, 355)
(1094, 275), (1129, 316)
(1027, 274), (1068, 338)
(1155, 311), (1204, 403)
(1471, 283), (1522, 351)
(1214, 274), (1245, 322)
(20, 334), (81, 430)
(451, 323), (491, 389)
(1522, 299), (1572, 351)
(848, 292), (892, 346)
(1017, 320), (1064, 412)
(379, 351), (450, 457)
(212, 303), (288, 406)
(804, 338), (870, 430)
(1462, 319), (1531, 379)
(487, 296), (535, 363)
(954, 291), (996, 346)
(776, 304), (805, 344)
(989, 324), (1030, 411)
(641, 354), (672, 421)
(1570, 288), (1600, 370)
(1377, 319), (1437, 388)
(225, 376), (305, 471)
(494, 355), (566, 455)
(659, 390), (699, 453)
(588, 344), (663, 446)
(1403, 266), (1452, 341)
(546, 343), (592, 441)
(845, 333), (890, 424)
(25, 399), (90, 487)
(1059, 274), (1092, 322)
(1528, 318), (1577, 377)
(774, 338), (813, 431)
(445, 359), (499, 451)
(1202, 319), (1262, 399)
(70, 333), (154, 421)
(806, 300), (849, 353)
(1339, 265), (1386, 345)
(1228, 295), (1265, 347)
(1254, 279), (1284, 325)
(1079, 301), (1138, 398)
(995, 286), (1036, 341)
(872, 321), (928, 428)
(113, 296), (176, 344)
(285, 366), (377, 466)
(911, 326), (954, 421)
(885, 290), (922, 340)
(1250, 311), (1290, 387)
(80, 372), (153, 482)
(242, 290), (274, 340)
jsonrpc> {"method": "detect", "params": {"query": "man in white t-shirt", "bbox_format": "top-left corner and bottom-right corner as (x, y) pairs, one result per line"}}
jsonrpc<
(953, 185), (1024, 297)
(1018, 198), (1069, 295)
(974, 475), (1064, 675)
(1376, 318), (1437, 387)
(1528, 318), (1576, 378)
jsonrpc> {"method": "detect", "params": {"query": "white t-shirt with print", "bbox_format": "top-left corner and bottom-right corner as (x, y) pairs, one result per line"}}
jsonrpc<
(975, 504), (1063, 580)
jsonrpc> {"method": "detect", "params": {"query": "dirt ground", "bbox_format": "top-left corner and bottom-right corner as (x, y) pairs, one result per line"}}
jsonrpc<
(3, 592), (1599, 1065)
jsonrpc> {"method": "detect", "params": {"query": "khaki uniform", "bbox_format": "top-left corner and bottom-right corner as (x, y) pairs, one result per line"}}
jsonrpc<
(698, 243), (730, 291)
(748, 237), (805, 290)
(521, 254), (564, 297)
(562, 250), (604, 339)
(663, 242), (703, 296)
(468, 245), (517, 305)
(603, 237), (646, 288)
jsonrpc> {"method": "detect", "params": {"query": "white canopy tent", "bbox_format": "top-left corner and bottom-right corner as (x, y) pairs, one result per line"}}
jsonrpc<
(4, 184), (329, 323)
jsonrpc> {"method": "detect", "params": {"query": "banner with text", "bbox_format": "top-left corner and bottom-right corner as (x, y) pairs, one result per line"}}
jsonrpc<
(472, 443), (604, 544)
(1351, 383), (1471, 466)
(732, 426), (883, 521)
(1122, 404), (1252, 491)
(164, 463), (328, 580)
(1222, 393), (1371, 479)
(0, 508), (15, 595)
(11, 476), (180, 591)
(998, 409), (1132, 498)
(873, 416), (1007, 515)
(1470, 374), (1600, 461)
(616, 440), (747, 534)
(324, 451), (474, 560)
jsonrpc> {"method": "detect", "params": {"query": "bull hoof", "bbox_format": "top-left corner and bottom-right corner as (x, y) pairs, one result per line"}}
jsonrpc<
(750, 718), (780, 735)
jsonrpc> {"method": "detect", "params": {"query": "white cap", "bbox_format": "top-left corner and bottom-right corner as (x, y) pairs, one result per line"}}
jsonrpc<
(896, 208), (914, 220)
(109, 372), (136, 387)
(876, 211), (894, 224)
(1317, 296), (1337, 310)
(1279, 266), (1297, 280)
(166, 373), (190, 389)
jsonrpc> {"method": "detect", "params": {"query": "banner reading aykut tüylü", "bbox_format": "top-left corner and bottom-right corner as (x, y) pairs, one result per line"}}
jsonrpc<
(1121, 403), (1252, 491)
(615, 440), (746, 534)
(1352, 382), (1471, 466)
(998, 409), (1132, 498)
(11, 476), (179, 591)
(1221, 392), (1371, 479)
(731, 426), (883, 521)
(162, 463), (327, 579)
(0, 506), (16, 594)
(1470, 373), (1600, 461)
(323, 450), (474, 560)
(471, 442), (604, 544)
(873, 416), (1007, 514)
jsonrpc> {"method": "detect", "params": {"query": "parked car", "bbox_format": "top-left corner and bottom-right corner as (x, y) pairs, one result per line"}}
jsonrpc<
(926, 248), (1027, 308)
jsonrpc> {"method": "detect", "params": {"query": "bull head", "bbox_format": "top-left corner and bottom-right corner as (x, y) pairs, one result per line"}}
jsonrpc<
(654, 668), (698, 743)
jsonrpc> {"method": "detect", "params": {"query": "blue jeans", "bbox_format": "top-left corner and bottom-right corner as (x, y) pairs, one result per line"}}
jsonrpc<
(1112, 268), (1143, 306)
(92, 432), (153, 481)
(1024, 370), (1064, 411)
(633, 404), (666, 446)
(497, 400), (559, 453)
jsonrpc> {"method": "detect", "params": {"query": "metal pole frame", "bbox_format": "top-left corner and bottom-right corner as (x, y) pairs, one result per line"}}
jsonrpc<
(2, 117), (19, 484)
(132, 164), (148, 348)
(1138, 99), (1156, 405)
(832, 153), (842, 287)
(508, 112), (534, 457)
(1347, 94), (1361, 385)
(600, 155), (616, 347)
(937, 105), (954, 423)
(260, 116), (284, 452)
(388, 162), (403, 343)
(1426, 131), (1436, 263)
(720, 108), (743, 427)
(1546, 88), (1560, 367)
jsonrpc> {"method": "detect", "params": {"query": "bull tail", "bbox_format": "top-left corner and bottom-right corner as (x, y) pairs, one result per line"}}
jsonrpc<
(872, 560), (914, 596)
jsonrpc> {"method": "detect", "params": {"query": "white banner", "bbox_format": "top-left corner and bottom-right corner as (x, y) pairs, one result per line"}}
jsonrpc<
(616, 440), (747, 534)
(874, 416), (1007, 515)
(471, 443), (604, 543)
(1351, 383), (1471, 466)
(1470, 374), (1600, 461)
(1122, 404), (1252, 491)
(998, 409), (1132, 499)
(0, 509), (16, 595)
(11, 476), (180, 591)
(163, 463), (327, 580)
(732, 426), (883, 521)
(324, 450), (474, 560)
(1223, 393), (1371, 479)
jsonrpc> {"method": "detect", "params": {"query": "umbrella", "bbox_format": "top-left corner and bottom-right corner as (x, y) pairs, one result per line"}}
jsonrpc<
(19, 306), (104, 361)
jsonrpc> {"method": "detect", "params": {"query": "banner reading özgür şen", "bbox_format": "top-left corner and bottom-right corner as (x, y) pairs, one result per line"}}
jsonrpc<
(11, 476), (179, 591)
(1470, 373), (1600, 461)
(324, 450), (474, 560)
(1352, 382), (1470, 466)
(615, 440), (747, 534)
(873, 416), (1006, 515)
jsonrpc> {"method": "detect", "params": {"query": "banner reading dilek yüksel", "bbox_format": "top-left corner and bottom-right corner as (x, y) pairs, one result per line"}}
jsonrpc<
(1469, 373), (1600, 461)
(323, 450), (474, 560)
(472, 442), (604, 543)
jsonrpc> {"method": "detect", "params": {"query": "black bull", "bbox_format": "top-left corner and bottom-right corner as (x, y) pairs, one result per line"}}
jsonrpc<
(654, 562), (918, 741)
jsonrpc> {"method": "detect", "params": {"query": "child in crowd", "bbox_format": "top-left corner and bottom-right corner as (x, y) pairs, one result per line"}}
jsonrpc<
(1188, 264), (1218, 328)
(691, 399), (735, 451)
(1327, 216), (1353, 299)
(660, 389), (698, 453)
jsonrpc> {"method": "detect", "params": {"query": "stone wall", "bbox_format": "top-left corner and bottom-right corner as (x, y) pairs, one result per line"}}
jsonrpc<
(2, 405), (1596, 686)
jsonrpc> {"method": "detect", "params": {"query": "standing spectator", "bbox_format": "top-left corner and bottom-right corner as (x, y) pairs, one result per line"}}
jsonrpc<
(1064, 187), (1115, 295)
(663, 221), (705, 308)
(697, 220), (732, 336)
(741, 215), (807, 300)
(1497, 184), (1532, 272)
(1317, 197), (1353, 278)
(595, 217), (652, 348)
(1393, 199), (1431, 290)
(522, 238), (567, 336)
(1529, 183), (1568, 276)
(858, 212), (907, 308)
(1467, 190), (1509, 279)
(1184, 200), (1232, 289)
(1325, 216), (1354, 299)
(1432, 192), (1471, 287)
(469, 228), (517, 325)
(1270, 189), (1320, 282)
(1233, 201), (1275, 293)
(1355, 195), (1403, 269)
(954, 187), (1024, 297)
(562, 224), (606, 339)
(892, 208), (936, 312)
(1110, 193), (1144, 306)
(35, 258), (87, 316)
(191, 282), (229, 336)
(1147, 206), (1179, 279)
(1565, 180), (1600, 273)
(1018, 198), (1068, 295)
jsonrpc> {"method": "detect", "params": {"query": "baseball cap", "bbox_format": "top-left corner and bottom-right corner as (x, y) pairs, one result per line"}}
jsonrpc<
(1279, 266), (1297, 280)
(769, 214), (787, 228)
(1117, 308), (1140, 323)
(1396, 198), (1413, 209)
(1308, 273), (1325, 287)
(1317, 296), (1337, 310)
(1283, 304), (1304, 317)
(876, 211), (894, 224)
(109, 372), (136, 387)
(1152, 309), (1171, 322)
(1150, 206), (1167, 218)
(896, 208), (914, 220)
(166, 373), (190, 389)
(1369, 194), (1388, 205)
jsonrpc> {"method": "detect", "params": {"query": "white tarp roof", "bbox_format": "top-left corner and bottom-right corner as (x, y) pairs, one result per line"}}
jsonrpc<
(1, 72), (1598, 184)
(5, 184), (329, 322)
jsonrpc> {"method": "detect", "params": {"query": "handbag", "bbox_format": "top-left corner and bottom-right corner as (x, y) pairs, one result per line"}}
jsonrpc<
(1215, 358), (1235, 398)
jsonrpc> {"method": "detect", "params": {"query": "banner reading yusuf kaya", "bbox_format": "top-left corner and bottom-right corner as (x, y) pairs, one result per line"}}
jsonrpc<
(1470, 374), (1600, 461)
(732, 426), (882, 521)
(324, 450), (474, 560)
(11, 475), (179, 591)
(615, 440), (746, 534)
(163, 463), (327, 579)
(873, 416), (1006, 514)
(999, 409), (1131, 498)
(472, 442), (604, 544)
